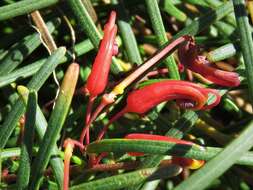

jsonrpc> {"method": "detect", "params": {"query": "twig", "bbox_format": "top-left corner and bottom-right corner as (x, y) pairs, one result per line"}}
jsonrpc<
(30, 10), (60, 107)
(30, 10), (57, 53)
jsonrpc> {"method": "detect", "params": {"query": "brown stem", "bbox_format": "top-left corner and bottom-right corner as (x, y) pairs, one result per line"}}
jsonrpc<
(30, 11), (57, 53)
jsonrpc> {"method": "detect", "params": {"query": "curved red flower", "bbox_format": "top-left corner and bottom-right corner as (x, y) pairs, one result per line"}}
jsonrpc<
(97, 80), (221, 140)
(178, 37), (240, 87)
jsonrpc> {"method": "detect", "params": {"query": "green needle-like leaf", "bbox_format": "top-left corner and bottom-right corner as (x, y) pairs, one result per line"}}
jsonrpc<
(0, 38), (93, 88)
(174, 1), (233, 39)
(87, 139), (253, 166)
(207, 43), (238, 62)
(70, 165), (181, 190)
(0, 0), (58, 21)
(232, 0), (253, 104)
(0, 19), (59, 76)
(161, 0), (187, 22)
(0, 147), (21, 158)
(29, 63), (79, 190)
(145, 0), (180, 79)
(112, 0), (142, 65)
(174, 120), (253, 190)
(17, 86), (64, 189)
(17, 91), (37, 190)
(0, 47), (66, 149)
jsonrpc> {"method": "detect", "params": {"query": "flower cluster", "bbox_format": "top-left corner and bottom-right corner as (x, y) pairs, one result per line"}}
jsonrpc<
(63, 11), (240, 190)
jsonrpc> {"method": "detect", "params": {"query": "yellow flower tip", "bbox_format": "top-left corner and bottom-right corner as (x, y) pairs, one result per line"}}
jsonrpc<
(187, 134), (196, 141)
(112, 84), (126, 95)
(188, 159), (205, 170)
(172, 157), (205, 170)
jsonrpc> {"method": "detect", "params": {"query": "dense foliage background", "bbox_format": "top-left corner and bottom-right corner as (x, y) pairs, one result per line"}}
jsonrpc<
(1, 0), (253, 190)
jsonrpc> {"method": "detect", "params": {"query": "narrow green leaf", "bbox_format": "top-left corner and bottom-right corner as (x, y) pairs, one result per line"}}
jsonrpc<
(26, 47), (66, 90)
(70, 165), (181, 190)
(17, 86), (64, 189)
(160, 0), (187, 22)
(138, 111), (198, 169)
(80, 0), (97, 22)
(174, 1), (233, 39)
(167, 111), (199, 139)
(232, 0), (253, 105)
(184, 0), (208, 7)
(67, 0), (100, 47)
(0, 147), (21, 158)
(112, 0), (142, 65)
(0, 38), (93, 88)
(205, 0), (237, 26)
(214, 20), (235, 37)
(207, 43), (237, 62)
(0, 19), (59, 76)
(145, 0), (180, 79)
(0, 0), (58, 21)
(17, 91), (37, 190)
(174, 119), (253, 190)
(29, 63), (79, 190)
(0, 47), (66, 149)
(87, 139), (253, 166)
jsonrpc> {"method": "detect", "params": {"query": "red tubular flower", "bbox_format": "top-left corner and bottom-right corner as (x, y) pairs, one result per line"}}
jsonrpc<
(97, 80), (221, 140)
(85, 11), (118, 97)
(80, 11), (118, 145)
(125, 133), (204, 169)
(178, 37), (240, 87)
